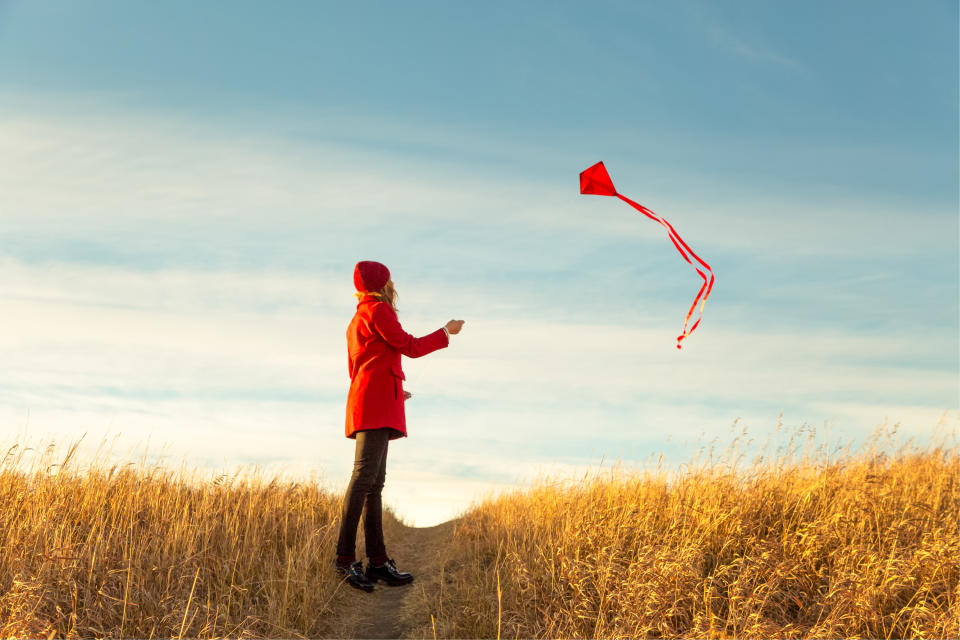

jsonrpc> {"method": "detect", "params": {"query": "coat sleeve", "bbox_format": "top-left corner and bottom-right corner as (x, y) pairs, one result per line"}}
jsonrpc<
(370, 303), (449, 358)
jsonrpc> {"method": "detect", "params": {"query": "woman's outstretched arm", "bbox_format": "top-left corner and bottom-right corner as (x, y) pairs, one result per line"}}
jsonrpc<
(370, 303), (450, 358)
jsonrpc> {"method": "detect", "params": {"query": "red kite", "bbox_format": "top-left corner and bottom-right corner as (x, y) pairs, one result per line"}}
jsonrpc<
(580, 161), (714, 350)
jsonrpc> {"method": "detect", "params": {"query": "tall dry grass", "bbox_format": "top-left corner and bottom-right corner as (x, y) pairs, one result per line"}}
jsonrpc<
(0, 438), (390, 639)
(410, 423), (959, 639)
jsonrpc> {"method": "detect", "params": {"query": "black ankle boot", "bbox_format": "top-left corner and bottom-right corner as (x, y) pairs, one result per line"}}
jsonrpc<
(334, 560), (375, 592)
(365, 557), (413, 586)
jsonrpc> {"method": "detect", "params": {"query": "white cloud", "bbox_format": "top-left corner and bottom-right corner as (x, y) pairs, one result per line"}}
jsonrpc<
(707, 25), (807, 72)
(0, 93), (953, 260)
(1, 257), (956, 524)
(0, 97), (955, 526)
(807, 403), (959, 443)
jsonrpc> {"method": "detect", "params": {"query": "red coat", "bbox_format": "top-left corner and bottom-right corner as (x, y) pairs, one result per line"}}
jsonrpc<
(345, 293), (449, 439)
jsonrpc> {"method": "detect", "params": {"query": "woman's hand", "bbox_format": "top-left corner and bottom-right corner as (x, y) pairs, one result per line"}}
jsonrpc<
(445, 319), (465, 335)
(403, 391), (412, 400)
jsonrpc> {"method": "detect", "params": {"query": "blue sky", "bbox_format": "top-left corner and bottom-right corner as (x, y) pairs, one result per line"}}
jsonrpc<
(0, 0), (957, 525)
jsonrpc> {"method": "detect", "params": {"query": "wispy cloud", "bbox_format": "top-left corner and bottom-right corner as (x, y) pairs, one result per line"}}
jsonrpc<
(707, 25), (807, 72)
(1, 98), (956, 525)
(1, 94), (954, 263)
(2, 256), (956, 524)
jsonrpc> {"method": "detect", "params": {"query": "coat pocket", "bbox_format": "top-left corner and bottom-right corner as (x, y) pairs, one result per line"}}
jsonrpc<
(390, 364), (405, 399)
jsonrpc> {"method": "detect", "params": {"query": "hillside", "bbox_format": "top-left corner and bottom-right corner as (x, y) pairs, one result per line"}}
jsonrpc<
(0, 428), (956, 639)
(402, 431), (959, 639)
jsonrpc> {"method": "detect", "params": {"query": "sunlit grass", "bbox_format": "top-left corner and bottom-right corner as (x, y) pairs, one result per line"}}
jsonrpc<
(409, 421), (959, 639)
(0, 438), (380, 639)
(3, 420), (956, 639)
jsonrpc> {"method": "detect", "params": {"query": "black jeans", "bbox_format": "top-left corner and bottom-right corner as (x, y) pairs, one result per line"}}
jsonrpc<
(336, 428), (390, 561)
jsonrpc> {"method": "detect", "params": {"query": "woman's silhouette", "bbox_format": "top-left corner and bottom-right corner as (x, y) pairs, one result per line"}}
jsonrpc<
(333, 260), (464, 591)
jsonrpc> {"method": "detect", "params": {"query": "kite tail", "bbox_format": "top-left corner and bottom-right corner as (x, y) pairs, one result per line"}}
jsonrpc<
(677, 269), (710, 349)
(615, 193), (715, 350)
(617, 194), (712, 274)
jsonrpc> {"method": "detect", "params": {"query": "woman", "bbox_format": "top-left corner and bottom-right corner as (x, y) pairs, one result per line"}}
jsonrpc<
(334, 260), (465, 592)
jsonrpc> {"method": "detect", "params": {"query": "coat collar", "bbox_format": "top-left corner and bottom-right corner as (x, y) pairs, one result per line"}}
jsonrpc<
(354, 291), (381, 305)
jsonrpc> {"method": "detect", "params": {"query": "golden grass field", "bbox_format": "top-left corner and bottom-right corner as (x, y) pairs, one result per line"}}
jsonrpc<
(0, 439), (397, 638)
(407, 424), (959, 639)
(0, 423), (956, 639)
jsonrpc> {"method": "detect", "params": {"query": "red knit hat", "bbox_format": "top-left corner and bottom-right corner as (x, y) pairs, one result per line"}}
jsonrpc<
(353, 260), (390, 292)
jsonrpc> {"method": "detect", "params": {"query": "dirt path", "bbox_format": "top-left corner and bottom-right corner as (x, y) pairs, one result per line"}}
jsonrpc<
(328, 519), (455, 639)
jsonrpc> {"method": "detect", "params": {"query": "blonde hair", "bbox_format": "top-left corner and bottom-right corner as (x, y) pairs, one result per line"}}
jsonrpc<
(354, 281), (399, 314)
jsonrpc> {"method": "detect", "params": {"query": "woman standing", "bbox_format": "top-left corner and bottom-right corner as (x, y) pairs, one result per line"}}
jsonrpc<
(334, 260), (464, 592)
